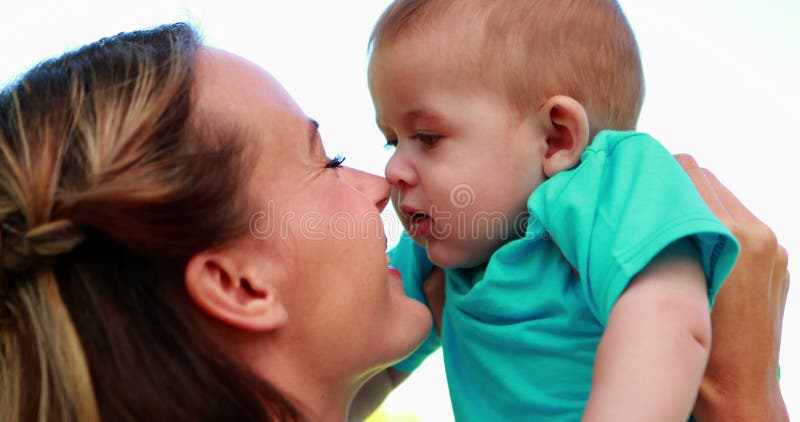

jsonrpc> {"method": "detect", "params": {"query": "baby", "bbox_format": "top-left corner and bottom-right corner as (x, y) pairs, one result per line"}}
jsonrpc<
(369, 0), (739, 420)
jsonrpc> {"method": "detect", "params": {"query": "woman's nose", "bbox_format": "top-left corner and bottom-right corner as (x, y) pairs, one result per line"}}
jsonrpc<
(340, 167), (390, 211)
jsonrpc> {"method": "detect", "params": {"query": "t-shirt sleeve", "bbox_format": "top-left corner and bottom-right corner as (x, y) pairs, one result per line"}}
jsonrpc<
(529, 131), (740, 326)
(388, 232), (441, 372)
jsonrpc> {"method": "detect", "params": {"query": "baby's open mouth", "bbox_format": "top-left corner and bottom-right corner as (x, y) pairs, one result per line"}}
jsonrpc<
(408, 212), (431, 237)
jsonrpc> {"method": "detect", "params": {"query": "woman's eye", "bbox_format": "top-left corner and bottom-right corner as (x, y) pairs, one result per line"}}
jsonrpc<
(413, 133), (441, 147)
(325, 153), (346, 169)
(384, 138), (398, 149)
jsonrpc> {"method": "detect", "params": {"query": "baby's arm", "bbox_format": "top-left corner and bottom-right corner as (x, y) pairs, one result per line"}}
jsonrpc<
(583, 239), (710, 421)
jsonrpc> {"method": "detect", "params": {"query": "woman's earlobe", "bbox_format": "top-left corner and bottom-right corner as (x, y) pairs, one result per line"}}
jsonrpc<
(185, 252), (288, 332)
(538, 95), (590, 177)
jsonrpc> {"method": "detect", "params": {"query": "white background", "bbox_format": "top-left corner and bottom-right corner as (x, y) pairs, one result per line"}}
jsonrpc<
(1, 1), (796, 420)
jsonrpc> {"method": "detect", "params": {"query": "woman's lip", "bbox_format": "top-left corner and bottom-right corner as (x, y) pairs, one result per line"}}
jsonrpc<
(388, 266), (401, 278)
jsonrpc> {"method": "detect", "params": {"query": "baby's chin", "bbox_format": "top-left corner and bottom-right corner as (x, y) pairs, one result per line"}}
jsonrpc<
(425, 238), (494, 270)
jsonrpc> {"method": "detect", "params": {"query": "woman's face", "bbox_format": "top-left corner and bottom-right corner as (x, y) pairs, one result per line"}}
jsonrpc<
(193, 48), (432, 384)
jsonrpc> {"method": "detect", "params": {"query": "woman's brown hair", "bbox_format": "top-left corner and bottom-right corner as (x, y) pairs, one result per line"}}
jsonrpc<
(0, 23), (299, 421)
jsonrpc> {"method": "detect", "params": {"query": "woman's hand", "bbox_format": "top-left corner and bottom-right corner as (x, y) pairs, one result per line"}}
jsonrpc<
(675, 154), (790, 421)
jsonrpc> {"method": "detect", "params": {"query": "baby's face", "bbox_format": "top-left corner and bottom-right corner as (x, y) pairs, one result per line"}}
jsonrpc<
(368, 34), (549, 269)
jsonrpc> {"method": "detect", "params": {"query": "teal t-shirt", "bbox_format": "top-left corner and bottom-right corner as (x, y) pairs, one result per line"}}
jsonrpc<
(389, 131), (739, 421)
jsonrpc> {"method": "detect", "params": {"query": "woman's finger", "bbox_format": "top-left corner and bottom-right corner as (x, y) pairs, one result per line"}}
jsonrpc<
(673, 154), (733, 226)
(701, 169), (759, 225)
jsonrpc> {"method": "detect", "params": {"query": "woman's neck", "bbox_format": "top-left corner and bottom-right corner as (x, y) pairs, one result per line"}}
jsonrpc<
(247, 345), (364, 421)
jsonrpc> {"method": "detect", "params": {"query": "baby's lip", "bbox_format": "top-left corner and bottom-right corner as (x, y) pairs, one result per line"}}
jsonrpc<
(399, 205), (430, 227)
(399, 204), (431, 237)
(399, 204), (427, 219)
(399, 204), (419, 215)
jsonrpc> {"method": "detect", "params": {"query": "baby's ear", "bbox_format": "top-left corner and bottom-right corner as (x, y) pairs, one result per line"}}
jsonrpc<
(537, 95), (590, 177)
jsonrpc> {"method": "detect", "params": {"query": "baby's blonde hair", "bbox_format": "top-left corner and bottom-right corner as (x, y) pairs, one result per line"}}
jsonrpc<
(369, 0), (645, 135)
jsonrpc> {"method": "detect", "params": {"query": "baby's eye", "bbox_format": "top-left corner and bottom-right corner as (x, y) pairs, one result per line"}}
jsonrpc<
(384, 138), (398, 149)
(413, 132), (441, 147)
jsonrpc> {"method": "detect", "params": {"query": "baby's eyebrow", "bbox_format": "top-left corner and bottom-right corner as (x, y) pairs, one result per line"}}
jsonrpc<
(374, 108), (448, 134)
(404, 108), (446, 127)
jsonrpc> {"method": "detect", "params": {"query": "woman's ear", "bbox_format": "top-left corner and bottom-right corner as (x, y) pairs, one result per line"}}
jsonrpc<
(185, 251), (288, 332)
(537, 95), (590, 177)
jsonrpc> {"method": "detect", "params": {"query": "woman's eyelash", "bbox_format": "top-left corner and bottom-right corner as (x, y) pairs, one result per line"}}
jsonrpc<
(325, 153), (346, 168)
